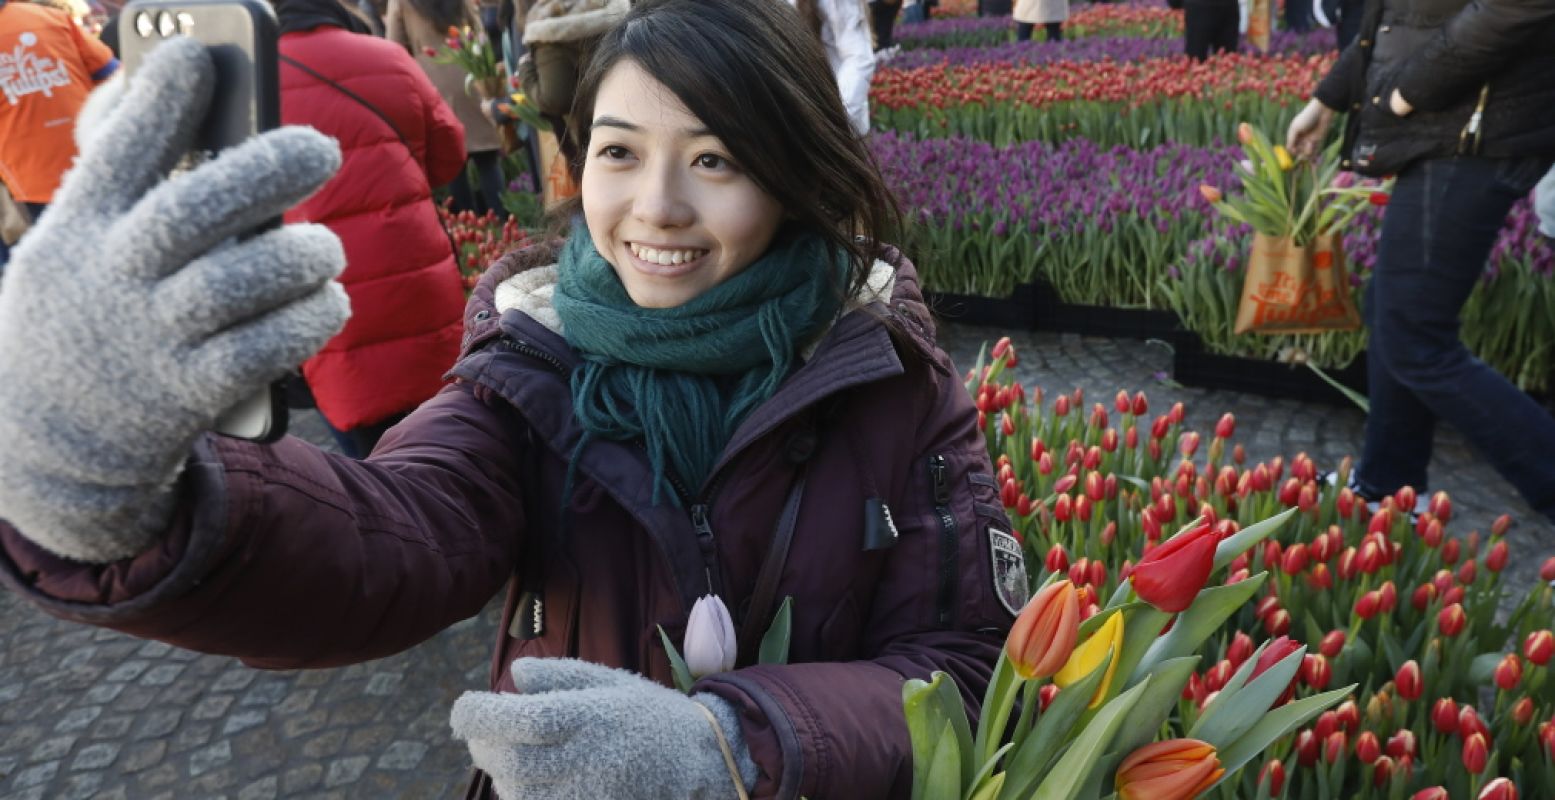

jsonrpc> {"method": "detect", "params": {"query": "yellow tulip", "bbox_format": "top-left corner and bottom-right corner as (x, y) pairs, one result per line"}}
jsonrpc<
(1054, 609), (1125, 708)
(510, 92), (527, 106)
(1274, 145), (1294, 171)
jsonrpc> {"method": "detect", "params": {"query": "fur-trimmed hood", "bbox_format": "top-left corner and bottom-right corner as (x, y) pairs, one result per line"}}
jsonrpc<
(522, 0), (631, 44)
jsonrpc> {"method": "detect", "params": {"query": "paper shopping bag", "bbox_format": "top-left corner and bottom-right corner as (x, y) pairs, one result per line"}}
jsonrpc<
(1234, 232), (1362, 334)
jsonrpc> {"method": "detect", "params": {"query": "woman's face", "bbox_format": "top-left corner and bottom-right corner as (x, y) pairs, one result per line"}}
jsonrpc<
(581, 60), (786, 309)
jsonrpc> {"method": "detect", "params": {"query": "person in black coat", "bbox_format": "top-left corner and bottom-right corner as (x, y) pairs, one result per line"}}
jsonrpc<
(1287, 0), (1555, 524)
(1178, 0), (1239, 61)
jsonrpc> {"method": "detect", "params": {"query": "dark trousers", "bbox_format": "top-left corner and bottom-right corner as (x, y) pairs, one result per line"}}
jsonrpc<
(1016, 22), (1064, 41)
(1183, 3), (1238, 60)
(445, 150), (506, 219)
(1284, 0), (1312, 32)
(870, 1), (903, 49)
(1356, 155), (1555, 523)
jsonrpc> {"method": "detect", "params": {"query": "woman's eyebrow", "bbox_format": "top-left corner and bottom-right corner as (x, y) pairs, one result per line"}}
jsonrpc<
(591, 115), (715, 139)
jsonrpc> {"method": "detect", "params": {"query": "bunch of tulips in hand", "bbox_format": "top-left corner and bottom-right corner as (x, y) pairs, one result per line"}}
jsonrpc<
(426, 24), (503, 92)
(952, 337), (1555, 798)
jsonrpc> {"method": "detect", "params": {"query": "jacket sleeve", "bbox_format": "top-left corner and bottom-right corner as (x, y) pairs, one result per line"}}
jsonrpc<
(697, 344), (1016, 800)
(1314, 42), (1365, 111)
(410, 56), (470, 187)
(822, 0), (877, 136)
(0, 382), (526, 669)
(1394, 0), (1555, 112)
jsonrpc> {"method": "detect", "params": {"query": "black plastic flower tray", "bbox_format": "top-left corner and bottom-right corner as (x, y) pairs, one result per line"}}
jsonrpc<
(925, 282), (1043, 330)
(1171, 335), (1371, 408)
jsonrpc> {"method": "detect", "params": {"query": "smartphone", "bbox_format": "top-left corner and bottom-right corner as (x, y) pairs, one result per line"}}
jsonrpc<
(121, 0), (289, 443)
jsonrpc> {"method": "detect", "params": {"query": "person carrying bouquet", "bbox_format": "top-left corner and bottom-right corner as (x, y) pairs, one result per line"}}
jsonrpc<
(1287, 0), (1555, 525)
(0, 1), (1021, 799)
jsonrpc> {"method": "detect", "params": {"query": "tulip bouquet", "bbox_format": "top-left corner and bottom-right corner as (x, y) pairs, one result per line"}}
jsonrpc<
(437, 202), (532, 293)
(428, 24), (503, 93)
(950, 339), (1555, 797)
(871, 52), (1333, 150)
(1197, 123), (1385, 248)
(904, 507), (1354, 799)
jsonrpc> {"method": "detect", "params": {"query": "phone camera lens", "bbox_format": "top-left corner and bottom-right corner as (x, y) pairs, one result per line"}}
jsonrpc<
(134, 10), (154, 37)
(157, 10), (176, 36)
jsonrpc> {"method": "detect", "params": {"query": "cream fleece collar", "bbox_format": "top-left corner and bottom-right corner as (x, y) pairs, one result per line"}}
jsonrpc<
(495, 259), (898, 359)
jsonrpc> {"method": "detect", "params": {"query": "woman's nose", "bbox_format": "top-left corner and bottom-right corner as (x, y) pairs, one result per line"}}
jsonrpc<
(631, 167), (695, 229)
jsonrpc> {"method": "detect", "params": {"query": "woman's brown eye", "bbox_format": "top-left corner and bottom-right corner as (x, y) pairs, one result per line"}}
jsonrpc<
(696, 154), (727, 169)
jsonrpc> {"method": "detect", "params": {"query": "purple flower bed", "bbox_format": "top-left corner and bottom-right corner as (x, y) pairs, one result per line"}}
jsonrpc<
(887, 29), (1338, 70)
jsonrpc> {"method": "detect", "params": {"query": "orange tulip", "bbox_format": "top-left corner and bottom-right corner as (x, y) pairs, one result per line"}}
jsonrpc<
(1005, 579), (1080, 679)
(1116, 738), (1224, 800)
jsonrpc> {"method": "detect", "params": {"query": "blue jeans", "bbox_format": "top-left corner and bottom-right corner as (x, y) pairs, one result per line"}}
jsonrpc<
(1357, 155), (1555, 523)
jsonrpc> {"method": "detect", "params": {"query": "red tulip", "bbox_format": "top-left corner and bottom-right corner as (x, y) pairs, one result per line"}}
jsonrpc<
(1179, 432), (1200, 458)
(1438, 603), (1466, 637)
(1132, 392), (1148, 416)
(1412, 789), (1448, 800)
(1131, 523), (1217, 613)
(1006, 580), (1081, 679)
(1491, 513), (1511, 537)
(1478, 778), (1517, 800)
(1115, 738), (1224, 800)
(1301, 654), (1331, 690)
(1459, 705), (1487, 740)
(1458, 559), (1478, 585)
(422, 46), (439, 57)
(1249, 636), (1302, 705)
(1355, 591), (1382, 619)
(1511, 696), (1534, 726)
(1443, 585), (1466, 607)
(1379, 580), (1398, 613)
(1265, 609), (1292, 637)
(1442, 538), (1461, 565)
(1280, 543), (1309, 575)
(1369, 191), (1391, 207)
(1387, 729), (1416, 760)
(1542, 556), (1555, 582)
(1320, 630), (1346, 658)
(1494, 654), (1522, 690)
(1306, 563), (1333, 590)
(1486, 540), (1509, 573)
(1395, 660), (1422, 701)
(1524, 629), (1553, 666)
(1461, 732), (1488, 774)
(1045, 545), (1070, 574)
(1354, 731), (1381, 764)
(1214, 413), (1235, 439)
(1295, 729), (1319, 766)
(1412, 583), (1437, 612)
(1336, 700), (1360, 731)
(1324, 730), (1347, 764)
(1226, 631), (1254, 667)
(1257, 759), (1285, 796)
(1315, 710), (1339, 740)
(1372, 754), (1395, 787)
(1428, 490), (1452, 521)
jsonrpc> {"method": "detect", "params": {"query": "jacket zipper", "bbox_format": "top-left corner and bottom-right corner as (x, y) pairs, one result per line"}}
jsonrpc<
(498, 337), (568, 375)
(637, 441), (730, 599)
(930, 454), (957, 628)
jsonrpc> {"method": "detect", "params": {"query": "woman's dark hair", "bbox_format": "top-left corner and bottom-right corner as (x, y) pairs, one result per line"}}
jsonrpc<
(561, 0), (901, 301)
(404, 0), (467, 34)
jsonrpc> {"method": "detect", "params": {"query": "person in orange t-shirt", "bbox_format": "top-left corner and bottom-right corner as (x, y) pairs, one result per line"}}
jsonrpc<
(0, 0), (117, 265)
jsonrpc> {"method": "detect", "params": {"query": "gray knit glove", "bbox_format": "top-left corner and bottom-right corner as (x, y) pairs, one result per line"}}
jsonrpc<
(0, 36), (350, 563)
(450, 658), (760, 800)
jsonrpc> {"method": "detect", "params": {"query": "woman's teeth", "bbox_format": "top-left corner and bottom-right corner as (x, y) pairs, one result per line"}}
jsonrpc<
(630, 243), (708, 266)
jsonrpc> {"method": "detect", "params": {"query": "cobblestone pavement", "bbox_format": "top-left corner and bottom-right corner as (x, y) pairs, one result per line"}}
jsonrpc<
(2, 323), (1551, 798)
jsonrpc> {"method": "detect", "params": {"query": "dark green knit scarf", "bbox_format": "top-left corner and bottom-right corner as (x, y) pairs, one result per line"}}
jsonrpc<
(553, 225), (848, 504)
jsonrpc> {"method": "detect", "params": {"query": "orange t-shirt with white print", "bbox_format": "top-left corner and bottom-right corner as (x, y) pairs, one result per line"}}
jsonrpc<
(0, 2), (115, 203)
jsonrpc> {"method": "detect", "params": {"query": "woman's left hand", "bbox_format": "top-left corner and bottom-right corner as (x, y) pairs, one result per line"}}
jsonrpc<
(450, 658), (755, 800)
(1389, 89), (1414, 116)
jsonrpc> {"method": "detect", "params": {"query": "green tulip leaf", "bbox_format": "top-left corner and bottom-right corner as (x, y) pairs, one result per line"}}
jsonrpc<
(925, 720), (965, 800)
(1029, 677), (1153, 800)
(906, 672), (972, 800)
(657, 625), (694, 695)
(1213, 508), (1297, 571)
(1213, 684), (1356, 787)
(1105, 656), (1202, 759)
(933, 668), (977, 790)
(1130, 573), (1269, 683)
(1192, 646), (1307, 750)
(758, 596), (793, 666)
(1469, 651), (1503, 687)
(997, 653), (1113, 800)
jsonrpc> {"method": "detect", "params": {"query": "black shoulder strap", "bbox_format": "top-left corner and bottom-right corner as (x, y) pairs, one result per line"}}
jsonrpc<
(279, 54), (413, 150)
(737, 470), (806, 661)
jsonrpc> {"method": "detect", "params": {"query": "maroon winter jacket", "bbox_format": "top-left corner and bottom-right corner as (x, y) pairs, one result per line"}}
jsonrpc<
(0, 243), (1020, 799)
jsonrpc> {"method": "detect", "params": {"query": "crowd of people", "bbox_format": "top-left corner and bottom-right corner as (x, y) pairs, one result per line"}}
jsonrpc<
(0, 0), (1551, 798)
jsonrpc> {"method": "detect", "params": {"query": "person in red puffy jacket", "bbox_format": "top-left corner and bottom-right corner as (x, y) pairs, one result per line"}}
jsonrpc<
(275, 0), (468, 456)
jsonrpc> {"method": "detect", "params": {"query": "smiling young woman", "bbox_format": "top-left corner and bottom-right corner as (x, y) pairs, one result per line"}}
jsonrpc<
(0, 1), (1021, 798)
